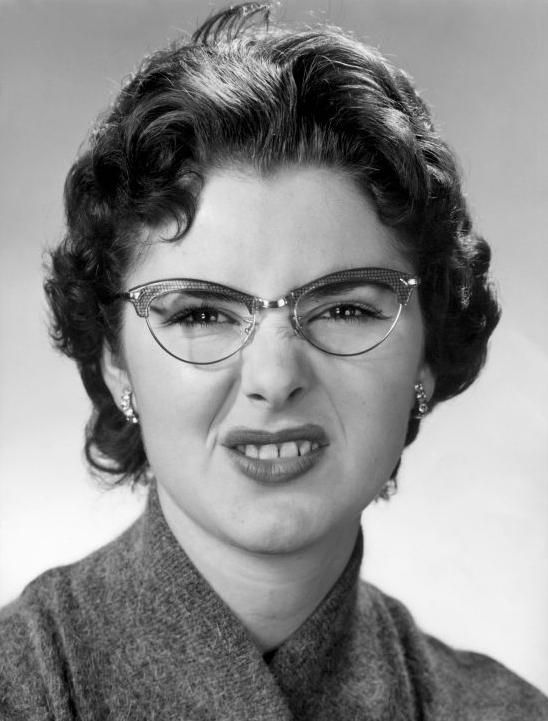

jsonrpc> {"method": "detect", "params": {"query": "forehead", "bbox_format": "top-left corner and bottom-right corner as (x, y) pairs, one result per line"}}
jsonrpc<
(129, 166), (412, 294)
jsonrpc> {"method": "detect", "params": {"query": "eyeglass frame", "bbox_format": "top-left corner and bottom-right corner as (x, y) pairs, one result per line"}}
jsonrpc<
(114, 266), (420, 365)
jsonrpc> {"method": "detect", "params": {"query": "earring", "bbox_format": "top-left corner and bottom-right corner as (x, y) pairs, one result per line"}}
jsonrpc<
(413, 382), (429, 419)
(120, 387), (139, 424)
(377, 477), (398, 500)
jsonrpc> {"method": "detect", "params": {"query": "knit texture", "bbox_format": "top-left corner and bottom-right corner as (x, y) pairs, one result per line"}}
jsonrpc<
(1, 488), (547, 721)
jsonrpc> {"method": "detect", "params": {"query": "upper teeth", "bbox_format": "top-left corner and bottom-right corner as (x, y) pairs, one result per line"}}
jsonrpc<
(236, 441), (319, 460)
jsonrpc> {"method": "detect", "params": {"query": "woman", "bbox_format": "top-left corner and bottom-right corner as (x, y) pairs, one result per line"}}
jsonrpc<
(1, 3), (546, 719)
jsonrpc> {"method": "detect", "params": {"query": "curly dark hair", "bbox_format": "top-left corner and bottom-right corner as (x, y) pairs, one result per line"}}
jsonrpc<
(44, 2), (500, 487)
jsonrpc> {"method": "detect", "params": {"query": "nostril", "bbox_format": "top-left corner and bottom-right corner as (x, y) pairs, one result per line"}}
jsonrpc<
(248, 392), (266, 402)
(246, 385), (303, 405)
(288, 386), (303, 400)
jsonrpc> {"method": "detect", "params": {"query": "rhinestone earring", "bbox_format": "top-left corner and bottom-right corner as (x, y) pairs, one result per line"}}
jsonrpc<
(413, 382), (429, 419)
(120, 387), (139, 424)
(377, 477), (398, 500)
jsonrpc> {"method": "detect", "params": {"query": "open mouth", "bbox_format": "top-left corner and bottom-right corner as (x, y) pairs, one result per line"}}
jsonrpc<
(234, 440), (320, 460)
(223, 424), (328, 483)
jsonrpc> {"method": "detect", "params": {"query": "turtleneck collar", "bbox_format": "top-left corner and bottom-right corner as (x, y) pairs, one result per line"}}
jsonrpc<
(130, 484), (364, 719)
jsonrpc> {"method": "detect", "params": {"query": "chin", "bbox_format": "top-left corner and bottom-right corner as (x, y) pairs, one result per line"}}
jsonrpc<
(221, 503), (338, 556)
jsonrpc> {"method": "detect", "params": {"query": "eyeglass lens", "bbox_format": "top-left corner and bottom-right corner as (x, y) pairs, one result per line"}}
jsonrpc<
(146, 290), (252, 364)
(295, 280), (401, 355)
(144, 279), (403, 364)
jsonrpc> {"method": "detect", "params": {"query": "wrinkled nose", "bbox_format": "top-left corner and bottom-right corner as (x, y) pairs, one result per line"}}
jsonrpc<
(239, 316), (311, 410)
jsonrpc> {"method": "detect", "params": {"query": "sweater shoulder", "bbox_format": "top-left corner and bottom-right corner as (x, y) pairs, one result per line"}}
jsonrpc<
(0, 516), (144, 717)
(1, 513), (143, 624)
(358, 580), (548, 721)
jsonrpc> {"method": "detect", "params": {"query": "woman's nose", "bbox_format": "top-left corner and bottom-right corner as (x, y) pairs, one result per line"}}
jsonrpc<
(239, 316), (311, 409)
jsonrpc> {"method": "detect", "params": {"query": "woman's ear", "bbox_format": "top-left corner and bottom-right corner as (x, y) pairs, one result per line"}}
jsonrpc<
(101, 342), (130, 406)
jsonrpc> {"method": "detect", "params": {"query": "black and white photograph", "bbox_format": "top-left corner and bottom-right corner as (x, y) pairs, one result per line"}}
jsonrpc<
(0, 1), (547, 718)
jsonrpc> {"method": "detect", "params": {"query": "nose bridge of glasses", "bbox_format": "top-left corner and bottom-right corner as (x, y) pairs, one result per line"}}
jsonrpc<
(250, 294), (300, 336)
(254, 296), (289, 310)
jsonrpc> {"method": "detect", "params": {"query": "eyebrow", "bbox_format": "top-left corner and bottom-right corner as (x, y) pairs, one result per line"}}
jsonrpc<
(299, 279), (390, 301)
(176, 288), (246, 301)
(149, 286), (257, 318)
(150, 286), (253, 306)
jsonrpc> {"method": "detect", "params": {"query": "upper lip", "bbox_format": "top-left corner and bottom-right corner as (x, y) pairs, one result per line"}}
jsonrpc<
(222, 424), (329, 448)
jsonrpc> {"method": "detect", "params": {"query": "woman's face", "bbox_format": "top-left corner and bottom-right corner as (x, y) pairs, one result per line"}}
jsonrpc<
(104, 166), (433, 554)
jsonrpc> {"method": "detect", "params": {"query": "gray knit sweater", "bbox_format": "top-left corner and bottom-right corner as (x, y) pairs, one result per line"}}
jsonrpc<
(1, 489), (547, 720)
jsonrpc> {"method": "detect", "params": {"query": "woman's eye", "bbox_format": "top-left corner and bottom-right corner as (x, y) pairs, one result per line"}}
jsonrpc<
(166, 306), (235, 326)
(317, 304), (383, 321)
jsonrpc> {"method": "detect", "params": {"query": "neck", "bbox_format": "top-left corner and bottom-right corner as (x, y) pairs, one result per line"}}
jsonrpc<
(156, 487), (361, 653)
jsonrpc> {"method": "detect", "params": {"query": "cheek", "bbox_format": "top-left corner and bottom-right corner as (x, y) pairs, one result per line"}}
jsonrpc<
(328, 350), (417, 464)
(126, 342), (236, 462)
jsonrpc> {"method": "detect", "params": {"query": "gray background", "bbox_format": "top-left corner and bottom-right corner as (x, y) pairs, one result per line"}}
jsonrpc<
(0, 0), (547, 693)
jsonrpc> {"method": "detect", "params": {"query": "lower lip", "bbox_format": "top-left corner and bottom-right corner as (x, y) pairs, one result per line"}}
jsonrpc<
(225, 446), (325, 484)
